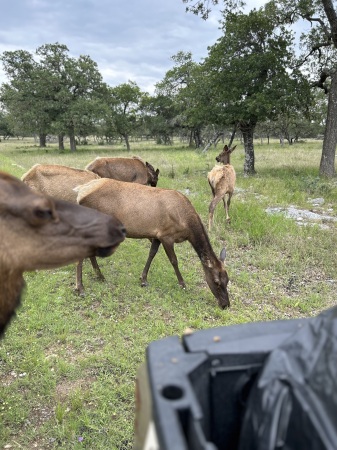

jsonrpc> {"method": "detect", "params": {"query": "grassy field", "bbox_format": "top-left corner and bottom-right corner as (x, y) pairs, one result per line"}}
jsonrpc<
(0, 137), (336, 449)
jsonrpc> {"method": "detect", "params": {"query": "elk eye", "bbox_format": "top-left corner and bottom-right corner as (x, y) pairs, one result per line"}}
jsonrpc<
(34, 208), (53, 221)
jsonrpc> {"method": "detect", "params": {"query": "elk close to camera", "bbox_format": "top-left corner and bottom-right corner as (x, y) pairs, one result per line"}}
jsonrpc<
(0, 171), (125, 335)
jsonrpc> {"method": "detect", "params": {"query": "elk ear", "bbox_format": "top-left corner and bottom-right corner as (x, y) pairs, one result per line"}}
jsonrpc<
(156, 169), (160, 175)
(146, 162), (154, 170)
(219, 248), (226, 262)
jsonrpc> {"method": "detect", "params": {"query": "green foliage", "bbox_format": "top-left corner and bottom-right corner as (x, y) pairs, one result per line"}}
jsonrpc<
(0, 111), (13, 139)
(203, 8), (310, 126)
(104, 81), (144, 150)
(182, 0), (336, 176)
(0, 44), (108, 151)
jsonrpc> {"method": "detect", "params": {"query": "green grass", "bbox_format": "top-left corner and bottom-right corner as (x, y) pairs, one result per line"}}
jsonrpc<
(0, 137), (336, 449)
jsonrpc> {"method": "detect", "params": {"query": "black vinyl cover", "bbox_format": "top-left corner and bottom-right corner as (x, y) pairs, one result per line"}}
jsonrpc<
(144, 306), (337, 449)
(239, 306), (337, 450)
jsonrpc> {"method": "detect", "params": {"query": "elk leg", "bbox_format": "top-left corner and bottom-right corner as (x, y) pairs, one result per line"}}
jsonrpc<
(89, 256), (105, 281)
(208, 195), (223, 230)
(208, 180), (215, 197)
(162, 241), (186, 288)
(76, 259), (85, 296)
(141, 238), (161, 286)
(222, 193), (231, 223)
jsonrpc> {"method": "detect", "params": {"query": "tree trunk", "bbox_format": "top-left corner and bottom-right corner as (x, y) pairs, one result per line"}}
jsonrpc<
(124, 134), (131, 151)
(39, 133), (46, 148)
(193, 128), (203, 148)
(320, 69), (337, 177)
(202, 131), (224, 153)
(58, 134), (64, 151)
(240, 122), (256, 175)
(69, 125), (76, 152)
(189, 130), (194, 147)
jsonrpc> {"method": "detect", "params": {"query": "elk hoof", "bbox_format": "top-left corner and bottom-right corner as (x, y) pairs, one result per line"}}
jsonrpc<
(141, 280), (148, 287)
(96, 273), (105, 282)
(75, 287), (85, 297)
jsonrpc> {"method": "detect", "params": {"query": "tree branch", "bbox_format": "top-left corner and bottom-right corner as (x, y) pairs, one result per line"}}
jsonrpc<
(310, 69), (331, 94)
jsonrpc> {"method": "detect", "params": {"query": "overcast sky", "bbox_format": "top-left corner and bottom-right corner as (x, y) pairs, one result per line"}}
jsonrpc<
(0, 0), (292, 94)
(0, 0), (269, 94)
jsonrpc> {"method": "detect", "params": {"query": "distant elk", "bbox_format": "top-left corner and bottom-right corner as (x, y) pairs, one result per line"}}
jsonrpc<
(0, 171), (125, 335)
(75, 178), (230, 308)
(208, 144), (237, 230)
(85, 156), (160, 187)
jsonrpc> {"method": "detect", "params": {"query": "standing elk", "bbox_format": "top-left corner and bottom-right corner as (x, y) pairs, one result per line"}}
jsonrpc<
(208, 165), (236, 229)
(75, 178), (230, 308)
(0, 171), (125, 335)
(85, 156), (160, 187)
(207, 144), (237, 230)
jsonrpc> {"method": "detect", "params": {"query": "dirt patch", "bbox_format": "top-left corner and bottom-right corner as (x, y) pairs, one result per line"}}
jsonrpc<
(55, 378), (95, 402)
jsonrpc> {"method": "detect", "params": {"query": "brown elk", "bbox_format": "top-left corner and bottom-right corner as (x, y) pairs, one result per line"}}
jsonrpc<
(21, 164), (100, 203)
(85, 156), (160, 187)
(215, 144), (237, 164)
(0, 171), (125, 335)
(21, 164), (108, 288)
(208, 164), (236, 230)
(75, 178), (230, 308)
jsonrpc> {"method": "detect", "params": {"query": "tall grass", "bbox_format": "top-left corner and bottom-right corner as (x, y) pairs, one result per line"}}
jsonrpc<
(0, 138), (336, 449)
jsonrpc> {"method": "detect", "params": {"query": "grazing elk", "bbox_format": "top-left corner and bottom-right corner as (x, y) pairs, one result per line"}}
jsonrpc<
(75, 178), (230, 308)
(208, 164), (236, 230)
(215, 144), (237, 164)
(85, 156), (160, 187)
(0, 171), (125, 335)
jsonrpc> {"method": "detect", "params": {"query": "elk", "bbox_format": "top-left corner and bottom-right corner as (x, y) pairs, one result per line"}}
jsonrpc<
(21, 164), (100, 203)
(215, 144), (237, 164)
(21, 164), (109, 288)
(0, 171), (125, 335)
(85, 156), (160, 187)
(75, 178), (230, 308)
(208, 164), (236, 230)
